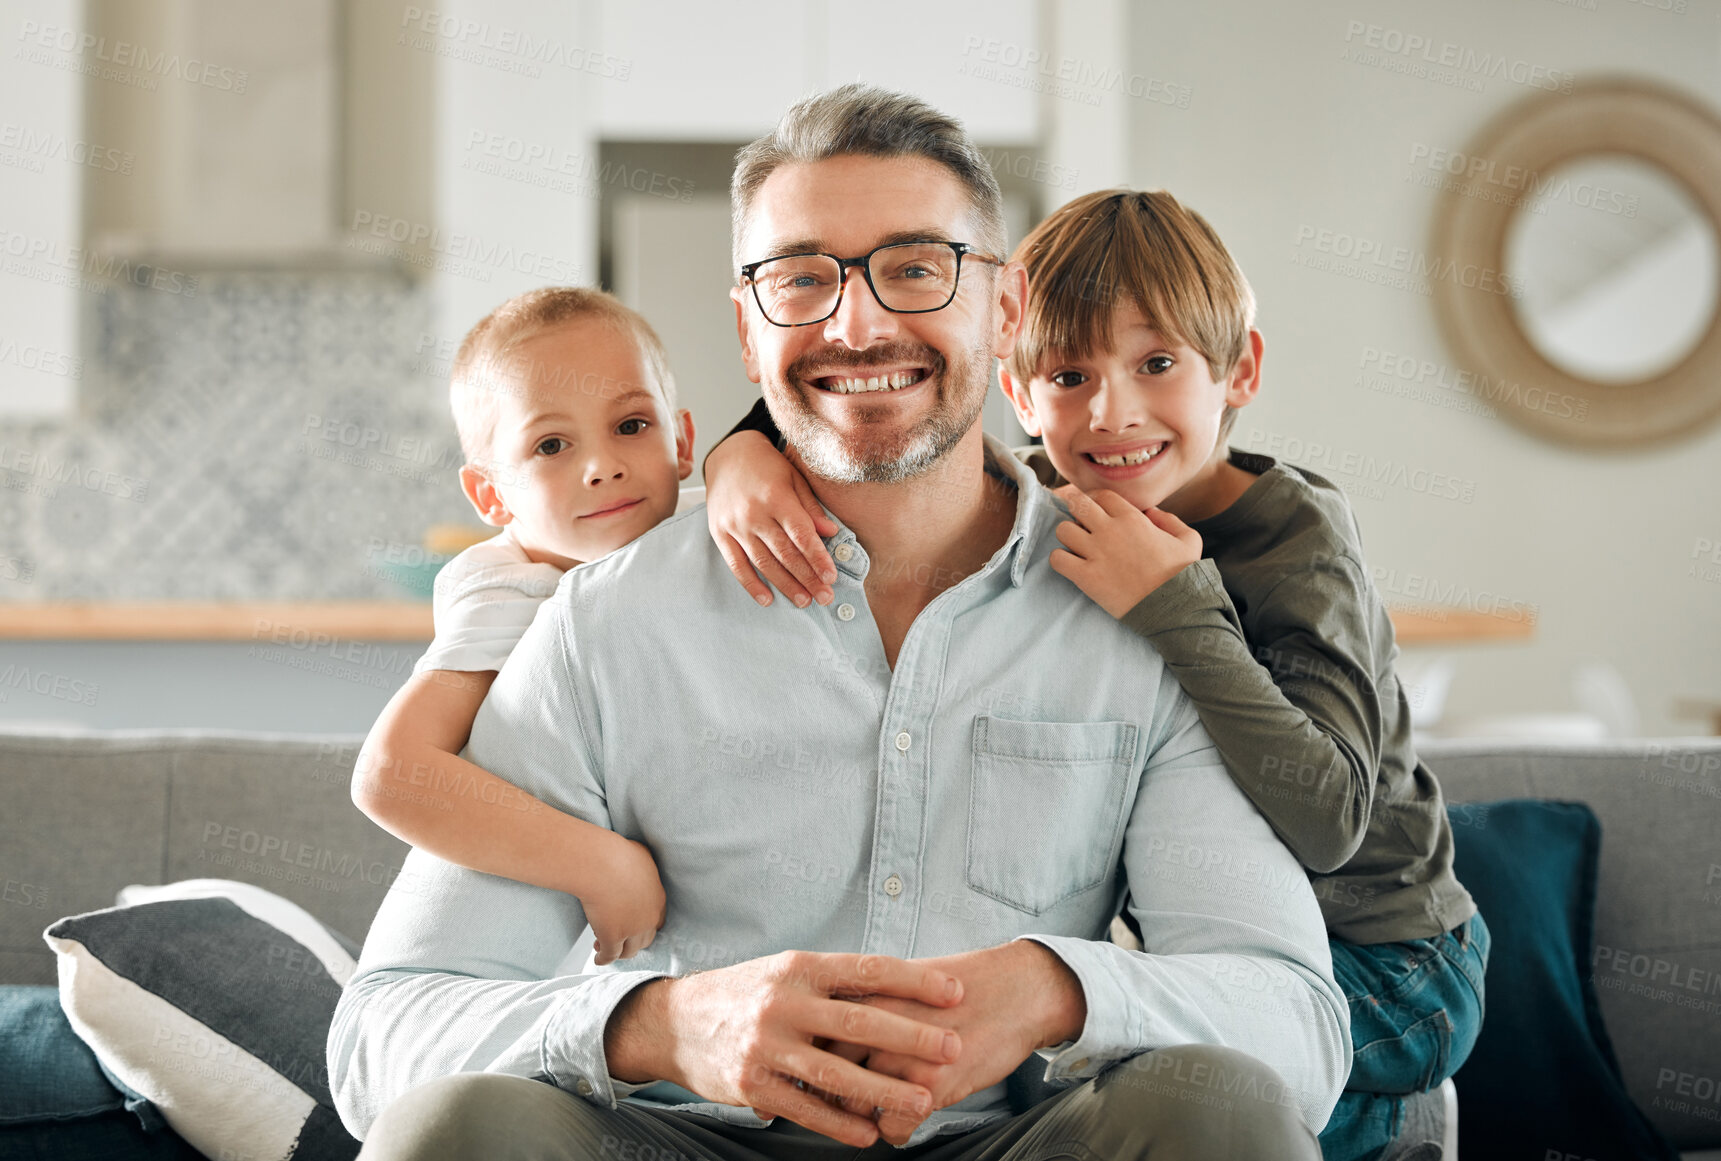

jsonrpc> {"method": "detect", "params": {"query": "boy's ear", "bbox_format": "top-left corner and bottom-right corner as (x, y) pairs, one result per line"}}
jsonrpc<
(673, 408), (696, 481)
(731, 286), (762, 384)
(1224, 328), (1265, 410)
(458, 463), (512, 528)
(997, 366), (1043, 438)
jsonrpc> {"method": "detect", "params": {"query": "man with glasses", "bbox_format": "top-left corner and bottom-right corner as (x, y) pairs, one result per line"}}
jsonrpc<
(734, 239), (1003, 491)
(331, 86), (1347, 1161)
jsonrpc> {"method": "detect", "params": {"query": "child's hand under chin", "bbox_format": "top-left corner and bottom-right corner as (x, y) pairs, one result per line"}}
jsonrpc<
(1050, 489), (1202, 619)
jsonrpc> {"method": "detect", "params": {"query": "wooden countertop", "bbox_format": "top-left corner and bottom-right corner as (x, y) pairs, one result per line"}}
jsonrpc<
(0, 602), (435, 641)
(1388, 607), (1536, 645)
(0, 601), (1535, 644)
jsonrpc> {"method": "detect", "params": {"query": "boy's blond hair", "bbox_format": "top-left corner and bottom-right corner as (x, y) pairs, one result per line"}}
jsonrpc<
(1006, 190), (1256, 437)
(450, 287), (678, 462)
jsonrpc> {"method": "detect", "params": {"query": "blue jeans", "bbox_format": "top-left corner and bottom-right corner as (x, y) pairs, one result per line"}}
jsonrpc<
(1317, 911), (1490, 1161)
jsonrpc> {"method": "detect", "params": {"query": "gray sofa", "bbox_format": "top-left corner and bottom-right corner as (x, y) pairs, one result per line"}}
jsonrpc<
(4, 727), (1720, 1158)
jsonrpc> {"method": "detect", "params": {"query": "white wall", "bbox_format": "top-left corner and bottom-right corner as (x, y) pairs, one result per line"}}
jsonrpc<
(593, 0), (1037, 143)
(0, 0), (82, 418)
(612, 194), (740, 465)
(1117, 0), (1721, 735)
(426, 0), (604, 346)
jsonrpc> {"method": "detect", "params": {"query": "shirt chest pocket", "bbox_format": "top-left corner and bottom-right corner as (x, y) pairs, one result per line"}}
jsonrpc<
(966, 715), (1138, 916)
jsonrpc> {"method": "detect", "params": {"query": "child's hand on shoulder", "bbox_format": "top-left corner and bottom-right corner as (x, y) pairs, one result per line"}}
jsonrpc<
(585, 836), (667, 965)
(706, 432), (839, 609)
(1051, 489), (1202, 619)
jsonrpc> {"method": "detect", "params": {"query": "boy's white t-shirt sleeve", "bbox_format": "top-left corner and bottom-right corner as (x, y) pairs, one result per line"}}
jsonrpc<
(414, 531), (565, 675)
(413, 488), (701, 675)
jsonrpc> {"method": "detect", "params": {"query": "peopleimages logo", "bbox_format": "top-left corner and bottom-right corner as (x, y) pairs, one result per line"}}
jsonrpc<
(345, 211), (583, 284)
(300, 414), (464, 473)
(1358, 347), (1589, 422)
(1367, 566), (1539, 625)
(397, 7), (630, 80)
(982, 147), (1078, 191)
(199, 822), (402, 888)
(14, 19), (249, 91)
(0, 664), (98, 706)
(1339, 21), (1574, 94)
(1690, 537), (1721, 585)
(460, 131), (695, 202)
(1293, 225), (1522, 298)
(0, 229), (199, 297)
(0, 123), (133, 174)
(958, 35), (1193, 109)
(1406, 144), (1640, 218)
(0, 338), (81, 380)
(1243, 431), (1477, 504)
(0, 443), (148, 501)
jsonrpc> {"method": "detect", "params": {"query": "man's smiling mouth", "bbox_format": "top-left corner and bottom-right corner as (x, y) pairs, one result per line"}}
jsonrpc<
(813, 368), (930, 395)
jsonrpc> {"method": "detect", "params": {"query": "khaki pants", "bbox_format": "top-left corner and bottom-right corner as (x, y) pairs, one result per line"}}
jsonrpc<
(357, 1045), (1320, 1161)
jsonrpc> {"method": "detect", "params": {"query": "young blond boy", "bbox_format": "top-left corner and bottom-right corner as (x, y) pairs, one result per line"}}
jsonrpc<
(355, 287), (694, 965)
(702, 190), (1486, 1161)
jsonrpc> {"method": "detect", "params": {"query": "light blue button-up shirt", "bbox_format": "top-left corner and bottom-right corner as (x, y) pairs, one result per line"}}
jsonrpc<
(329, 438), (1350, 1141)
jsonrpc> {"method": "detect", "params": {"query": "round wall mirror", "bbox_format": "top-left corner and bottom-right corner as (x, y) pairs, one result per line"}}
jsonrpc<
(1431, 80), (1721, 446)
(1507, 155), (1719, 385)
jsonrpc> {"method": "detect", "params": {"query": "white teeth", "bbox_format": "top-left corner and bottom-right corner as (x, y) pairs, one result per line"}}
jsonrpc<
(1090, 445), (1165, 467)
(823, 370), (921, 394)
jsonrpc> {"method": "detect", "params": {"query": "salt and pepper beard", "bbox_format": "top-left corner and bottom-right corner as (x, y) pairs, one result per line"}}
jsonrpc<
(762, 335), (996, 485)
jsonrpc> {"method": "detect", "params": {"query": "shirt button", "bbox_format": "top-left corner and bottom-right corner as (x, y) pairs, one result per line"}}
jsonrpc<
(883, 874), (904, 897)
(836, 603), (856, 621)
(894, 731), (911, 751)
(833, 544), (855, 563)
(1071, 1058), (1090, 1072)
(575, 1078), (593, 1096)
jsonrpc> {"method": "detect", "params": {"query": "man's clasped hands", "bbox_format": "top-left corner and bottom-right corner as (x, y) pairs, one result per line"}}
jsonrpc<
(605, 941), (1085, 1148)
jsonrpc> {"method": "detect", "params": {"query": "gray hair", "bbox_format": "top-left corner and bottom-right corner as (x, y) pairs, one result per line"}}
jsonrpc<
(730, 84), (1007, 275)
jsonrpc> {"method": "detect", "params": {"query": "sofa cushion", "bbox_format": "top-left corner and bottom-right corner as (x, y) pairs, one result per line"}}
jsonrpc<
(1450, 799), (1679, 1160)
(0, 736), (176, 986)
(1429, 739), (1721, 1149)
(162, 735), (407, 957)
(0, 985), (203, 1159)
(43, 879), (361, 1161)
(0, 984), (133, 1126)
(0, 728), (404, 987)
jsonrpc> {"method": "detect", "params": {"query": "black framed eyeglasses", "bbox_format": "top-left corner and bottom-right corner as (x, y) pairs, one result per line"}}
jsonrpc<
(739, 241), (1003, 327)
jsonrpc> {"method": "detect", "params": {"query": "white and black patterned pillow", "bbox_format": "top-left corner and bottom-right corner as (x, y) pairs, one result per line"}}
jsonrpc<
(44, 879), (361, 1161)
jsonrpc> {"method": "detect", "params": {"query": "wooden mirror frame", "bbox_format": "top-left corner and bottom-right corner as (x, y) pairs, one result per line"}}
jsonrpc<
(1430, 78), (1721, 447)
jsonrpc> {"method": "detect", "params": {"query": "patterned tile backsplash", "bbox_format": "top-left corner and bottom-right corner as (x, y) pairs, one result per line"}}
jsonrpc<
(0, 271), (475, 602)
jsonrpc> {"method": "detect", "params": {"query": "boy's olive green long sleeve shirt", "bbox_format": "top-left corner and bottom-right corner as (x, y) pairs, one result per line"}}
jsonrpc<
(1026, 447), (1475, 944)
